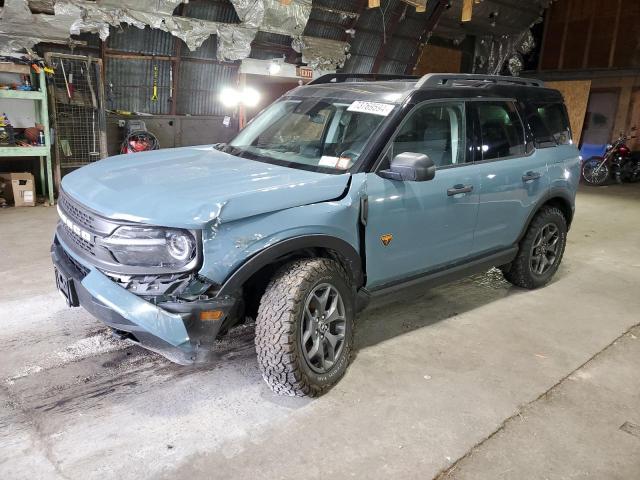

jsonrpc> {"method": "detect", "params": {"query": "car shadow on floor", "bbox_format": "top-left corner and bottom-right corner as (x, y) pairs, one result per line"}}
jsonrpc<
(352, 268), (521, 353)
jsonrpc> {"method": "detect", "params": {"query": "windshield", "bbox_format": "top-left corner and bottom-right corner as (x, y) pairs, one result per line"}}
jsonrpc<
(223, 97), (394, 173)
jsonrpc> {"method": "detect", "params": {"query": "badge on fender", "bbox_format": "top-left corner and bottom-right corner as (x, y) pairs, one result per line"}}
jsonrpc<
(380, 234), (393, 246)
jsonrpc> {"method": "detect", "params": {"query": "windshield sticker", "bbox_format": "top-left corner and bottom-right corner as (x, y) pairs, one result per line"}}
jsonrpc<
(319, 156), (339, 168)
(347, 101), (395, 117)
(336, 157), (352, 170)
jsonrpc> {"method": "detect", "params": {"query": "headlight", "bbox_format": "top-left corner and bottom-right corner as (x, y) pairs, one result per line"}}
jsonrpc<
(103, 226), (196, 268)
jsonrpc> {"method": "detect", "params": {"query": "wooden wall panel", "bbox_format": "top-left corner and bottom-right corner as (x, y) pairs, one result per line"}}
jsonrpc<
(628, 90), (640, 150)
(413, 45), (462, 75)
(540, 0), (640, 70)
(547, 80), (592, 145)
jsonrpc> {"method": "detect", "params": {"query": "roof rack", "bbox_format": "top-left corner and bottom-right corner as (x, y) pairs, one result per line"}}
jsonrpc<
(416, 74), (544, 89)
(308, 73), (419, 85)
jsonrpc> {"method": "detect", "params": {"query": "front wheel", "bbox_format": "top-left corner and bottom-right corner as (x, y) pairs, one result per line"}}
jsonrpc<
(255, 258), (354, 397)
(502, 206), (568, 289)
(581, 157), (609, 185)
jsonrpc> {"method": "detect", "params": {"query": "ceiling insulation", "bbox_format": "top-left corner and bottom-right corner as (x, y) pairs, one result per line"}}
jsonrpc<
(0, 0), (323, 64)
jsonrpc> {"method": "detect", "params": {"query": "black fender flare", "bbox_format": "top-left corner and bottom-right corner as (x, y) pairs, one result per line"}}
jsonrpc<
(517, 188), (575, 242)
(217, 235), (364, 297)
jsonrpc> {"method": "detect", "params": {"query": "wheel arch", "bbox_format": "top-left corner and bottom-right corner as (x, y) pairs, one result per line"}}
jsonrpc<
(217, 235), (364, 298)
(518, 191), (574, 242)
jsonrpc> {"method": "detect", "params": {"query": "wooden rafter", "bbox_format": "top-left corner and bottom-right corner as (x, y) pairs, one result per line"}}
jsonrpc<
(401, 0), (428, 12)
(462, 0), (474, 22)
(368, 0), (381, 8)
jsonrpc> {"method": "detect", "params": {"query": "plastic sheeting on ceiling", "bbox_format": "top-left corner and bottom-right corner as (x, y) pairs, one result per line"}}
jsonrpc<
(0, 0), (350, 67)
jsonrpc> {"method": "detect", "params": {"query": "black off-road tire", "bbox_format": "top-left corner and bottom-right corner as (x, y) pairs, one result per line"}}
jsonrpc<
(502, 206), (568, 289)
(255, 258), (355, 397)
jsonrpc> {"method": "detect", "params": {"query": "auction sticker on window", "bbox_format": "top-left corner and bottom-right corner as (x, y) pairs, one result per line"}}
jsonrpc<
(347, 101), (395, 117)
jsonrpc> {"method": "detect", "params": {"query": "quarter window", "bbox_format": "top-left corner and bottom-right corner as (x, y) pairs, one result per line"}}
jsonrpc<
(390, 102), (467, 168)
(529, 103), (572, 146)
(477, 102), (526, 161)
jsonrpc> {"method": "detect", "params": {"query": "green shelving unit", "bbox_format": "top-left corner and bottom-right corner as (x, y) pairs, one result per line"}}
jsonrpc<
(0, 65), (54, 205)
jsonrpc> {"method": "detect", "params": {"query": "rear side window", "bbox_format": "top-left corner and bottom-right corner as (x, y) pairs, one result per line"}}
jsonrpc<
(477, 102), (526, 161)
(529, 103), (572, 147)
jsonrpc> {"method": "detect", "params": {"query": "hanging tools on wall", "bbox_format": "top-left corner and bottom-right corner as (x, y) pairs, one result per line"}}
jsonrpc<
(85, 58), (100, 159)
(168, 64), (173, 105)
(151, 63), (159, 102)
(59, 59), (72, 100)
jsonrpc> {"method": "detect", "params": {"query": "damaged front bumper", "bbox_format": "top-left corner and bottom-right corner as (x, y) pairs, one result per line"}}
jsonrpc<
(51, 235), (239, 365)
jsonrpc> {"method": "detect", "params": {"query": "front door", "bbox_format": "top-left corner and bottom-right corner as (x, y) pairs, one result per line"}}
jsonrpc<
(364, 101), (480, 289)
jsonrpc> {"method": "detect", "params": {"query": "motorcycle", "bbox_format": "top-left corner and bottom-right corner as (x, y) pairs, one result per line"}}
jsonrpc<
(581, 128), (640, 186)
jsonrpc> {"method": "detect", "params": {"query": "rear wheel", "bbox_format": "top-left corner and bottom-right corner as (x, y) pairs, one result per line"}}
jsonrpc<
(502, 206), (567, 289)
(255, 258), (354, 397)
(581, 157), (609, 185)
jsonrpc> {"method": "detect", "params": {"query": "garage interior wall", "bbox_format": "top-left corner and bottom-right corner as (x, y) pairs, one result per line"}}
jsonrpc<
(546, 81), (591, 145)
(538, 0), (640, 145)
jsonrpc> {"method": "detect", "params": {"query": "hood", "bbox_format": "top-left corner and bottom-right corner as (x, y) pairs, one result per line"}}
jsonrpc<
(61, 146), (351, 229)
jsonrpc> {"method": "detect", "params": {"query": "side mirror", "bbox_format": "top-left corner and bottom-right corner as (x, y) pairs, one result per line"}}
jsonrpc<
(379, 152), (436, 182)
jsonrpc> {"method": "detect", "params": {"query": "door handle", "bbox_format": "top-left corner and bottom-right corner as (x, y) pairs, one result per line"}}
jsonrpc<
(522, 171), (542, 182)
(447, 184), (474, 196)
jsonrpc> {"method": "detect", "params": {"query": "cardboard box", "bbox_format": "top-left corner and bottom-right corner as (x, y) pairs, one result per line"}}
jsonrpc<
(0, 172), (36, 207)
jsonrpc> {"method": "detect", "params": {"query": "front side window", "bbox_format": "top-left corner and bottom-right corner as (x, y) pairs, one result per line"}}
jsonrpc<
(389, 102), (467, 168)
(224, 97), (392, 173)
(529, 103), (572, 147)
(477, 102), (526, 161)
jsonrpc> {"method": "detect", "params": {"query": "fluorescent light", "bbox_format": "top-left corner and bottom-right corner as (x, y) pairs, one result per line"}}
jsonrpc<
(268, 62), (281, 75)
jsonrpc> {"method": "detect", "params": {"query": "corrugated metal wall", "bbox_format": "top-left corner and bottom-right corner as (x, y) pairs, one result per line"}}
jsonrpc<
(106, 57), (172, 114)
(176, 62), (238, 115)
(183, 0), (241, 23)
(38, 0), (455, 119)
(108, 27), (175, 56)
(342, 0), (442, 75)
(103, 22), (238, 116)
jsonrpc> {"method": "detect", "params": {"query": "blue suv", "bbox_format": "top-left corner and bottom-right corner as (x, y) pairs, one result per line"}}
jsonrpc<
(51, 73), (580, 396)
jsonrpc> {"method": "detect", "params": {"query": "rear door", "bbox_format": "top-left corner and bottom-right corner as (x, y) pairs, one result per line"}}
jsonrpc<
(364, 101), (480, 289)
(471, 100), (550, 253)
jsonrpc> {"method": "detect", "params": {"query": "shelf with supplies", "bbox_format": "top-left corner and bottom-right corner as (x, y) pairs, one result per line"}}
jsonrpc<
(0, 89), (45, 100)
(0, 64), (54, 205)
(0, 145), (49, 156)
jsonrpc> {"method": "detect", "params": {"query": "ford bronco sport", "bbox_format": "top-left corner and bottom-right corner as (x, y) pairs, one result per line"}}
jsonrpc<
(52, 73), (580, 397)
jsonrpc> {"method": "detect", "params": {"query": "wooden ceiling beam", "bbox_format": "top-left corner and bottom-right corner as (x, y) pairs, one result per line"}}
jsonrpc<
(401, 0), (428, 12)
(462, 0), (474, 22)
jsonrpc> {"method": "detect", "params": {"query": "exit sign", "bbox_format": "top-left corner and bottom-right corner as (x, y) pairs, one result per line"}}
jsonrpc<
(297, 66), (313, 79)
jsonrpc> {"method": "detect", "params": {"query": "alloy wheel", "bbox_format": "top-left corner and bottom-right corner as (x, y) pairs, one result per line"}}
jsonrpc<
(583, 160), (609, 184)
(530, 223), (560, 275)
(300, 283), (347, 374)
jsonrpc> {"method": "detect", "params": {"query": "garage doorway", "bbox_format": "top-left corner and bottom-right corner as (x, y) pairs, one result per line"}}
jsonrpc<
(581, 90), (620, 146)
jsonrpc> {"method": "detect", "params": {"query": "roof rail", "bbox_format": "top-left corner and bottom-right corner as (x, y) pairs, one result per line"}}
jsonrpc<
(416, 74), (545, 89)
(309, 73), (419, 85)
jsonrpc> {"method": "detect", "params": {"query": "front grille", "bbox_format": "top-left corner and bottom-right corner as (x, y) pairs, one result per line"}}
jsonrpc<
(60, 223), (96, 256)
(59, 192), (97, 231)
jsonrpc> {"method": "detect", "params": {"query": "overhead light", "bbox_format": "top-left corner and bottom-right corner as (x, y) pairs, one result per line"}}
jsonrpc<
(220, 87), (240, 108)
(243, 87), (261, 108)
(268, 61), (282, 75)
(219, 87), (261, 108)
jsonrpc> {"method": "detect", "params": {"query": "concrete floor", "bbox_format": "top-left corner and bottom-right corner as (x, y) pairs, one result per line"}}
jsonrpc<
(1, 183), (639, 480)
